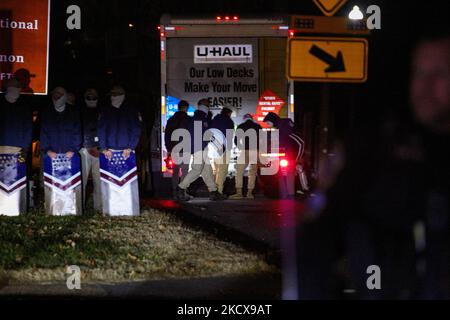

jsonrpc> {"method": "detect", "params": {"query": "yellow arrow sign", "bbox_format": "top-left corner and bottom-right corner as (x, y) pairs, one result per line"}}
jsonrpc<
(288, 37), (368, 83)
(313, 0), (348, 16)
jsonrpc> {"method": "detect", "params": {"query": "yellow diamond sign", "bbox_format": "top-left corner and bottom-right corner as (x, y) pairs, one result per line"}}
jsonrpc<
(288, 37), (368, 83)
(313, 0), (348, 16)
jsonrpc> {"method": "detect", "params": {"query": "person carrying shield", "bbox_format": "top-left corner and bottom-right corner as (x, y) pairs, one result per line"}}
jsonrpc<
(97, 85), (142, 216)
(40, 86), (82, 215)
(0, 78), (32, 216)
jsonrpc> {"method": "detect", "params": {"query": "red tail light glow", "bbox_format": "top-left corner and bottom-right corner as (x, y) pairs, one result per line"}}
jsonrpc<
(165, 157), (174, 170)
(280, 159), (289, 168)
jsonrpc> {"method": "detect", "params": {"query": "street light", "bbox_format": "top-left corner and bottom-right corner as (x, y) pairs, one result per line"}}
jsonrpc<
(349, 5), (364, 20)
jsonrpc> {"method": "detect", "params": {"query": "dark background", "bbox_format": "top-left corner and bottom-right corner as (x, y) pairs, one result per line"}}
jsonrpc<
(46, 0), (448, 131)
(41, 0), (448, 182)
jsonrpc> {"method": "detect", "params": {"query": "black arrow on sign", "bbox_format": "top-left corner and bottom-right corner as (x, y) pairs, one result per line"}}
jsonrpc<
(309, 44), (346, 72)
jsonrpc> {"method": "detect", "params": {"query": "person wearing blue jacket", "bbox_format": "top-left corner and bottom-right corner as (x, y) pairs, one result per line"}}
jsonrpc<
(97, 85), (142, 216)
(0, 78), (32, 153)
(40, 86), (82, 215)
(40, 86), (81, 159)
(97, 85), (141, 159)
(211, 107), (234, 194)
(177, 99), (226, 201)
(0, 78), (32, 216)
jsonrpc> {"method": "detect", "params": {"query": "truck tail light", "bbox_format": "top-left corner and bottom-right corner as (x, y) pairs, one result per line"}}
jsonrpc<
(280, 159), (289, 168)
(165, 156), (174, 170)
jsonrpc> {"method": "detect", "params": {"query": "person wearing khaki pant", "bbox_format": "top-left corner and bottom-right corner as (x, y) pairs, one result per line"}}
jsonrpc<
(210, 107), (235, 195)
(230, 114), (262, 199)
(233, 150), (259, 199)
(176, 99), (226, 202)
(80, 147), (101, 210)
(179, 150), (217, 192)
(80, 89), (101, 211)
(214, 152), (230, 194)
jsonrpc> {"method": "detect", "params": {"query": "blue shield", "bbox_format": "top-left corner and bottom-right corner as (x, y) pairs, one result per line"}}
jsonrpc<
(100, 150), (139, 216)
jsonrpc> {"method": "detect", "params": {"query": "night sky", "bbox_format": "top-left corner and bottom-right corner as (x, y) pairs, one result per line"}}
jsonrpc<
(44, 0), (447, 141)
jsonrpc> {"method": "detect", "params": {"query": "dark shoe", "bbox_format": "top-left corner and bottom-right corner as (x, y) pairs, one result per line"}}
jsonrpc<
(209, 191), (226, 201)
(176, 187), (191, 201)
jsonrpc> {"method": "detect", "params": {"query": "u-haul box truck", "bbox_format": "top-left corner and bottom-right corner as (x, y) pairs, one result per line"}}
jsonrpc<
(153, 14), (294, 183)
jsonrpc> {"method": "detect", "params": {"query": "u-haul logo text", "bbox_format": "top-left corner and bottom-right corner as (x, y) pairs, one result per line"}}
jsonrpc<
(194, 44), (252, 64)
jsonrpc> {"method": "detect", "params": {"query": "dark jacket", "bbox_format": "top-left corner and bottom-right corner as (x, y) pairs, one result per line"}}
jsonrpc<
(263, 112), (304, 161)
(40, 104), (82, 153)
(164, 111), (191, 153)
(189, 110), (209, 153)
(97, 100), (141, 150)
(81, 106), (100, 148)
(0, 95), (32, 150)
(211, 113), (234, 137)
(235, 119), (262, 150)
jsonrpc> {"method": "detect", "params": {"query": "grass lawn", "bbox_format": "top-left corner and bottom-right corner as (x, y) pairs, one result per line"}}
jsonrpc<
(0, 207), (278, 285)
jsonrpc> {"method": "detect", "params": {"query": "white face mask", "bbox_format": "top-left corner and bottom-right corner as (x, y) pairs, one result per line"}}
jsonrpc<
(85, 98), (98, 108)
(197, 104), (209, 113)
(111, 95), (125, 108)
(53, 94), (67, 112)
(5, 87), (21, 103)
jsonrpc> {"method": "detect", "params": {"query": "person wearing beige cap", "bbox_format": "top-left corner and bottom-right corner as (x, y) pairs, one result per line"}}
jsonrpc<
(0, 78), (33, 216)
(80, 88), (101, 211)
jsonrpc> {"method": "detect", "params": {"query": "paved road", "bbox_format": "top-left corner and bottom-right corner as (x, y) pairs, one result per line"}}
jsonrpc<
(0, 273), (280, 299)
(144, 198), (305, 252)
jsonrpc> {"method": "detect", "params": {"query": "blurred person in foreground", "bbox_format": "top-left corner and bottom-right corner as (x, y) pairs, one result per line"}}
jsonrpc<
(296, 33), (450, 299)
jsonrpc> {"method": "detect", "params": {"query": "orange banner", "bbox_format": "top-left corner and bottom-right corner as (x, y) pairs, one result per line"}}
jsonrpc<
(0, 0), (50, 94)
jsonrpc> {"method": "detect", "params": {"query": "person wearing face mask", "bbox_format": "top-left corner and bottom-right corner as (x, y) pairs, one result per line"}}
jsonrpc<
(40, 86), (82, 215)
(296, 32), (450, 300)
(0, 78), (32, 216)
(80, 88), (101, 212)
(97, 85), (142, 216)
